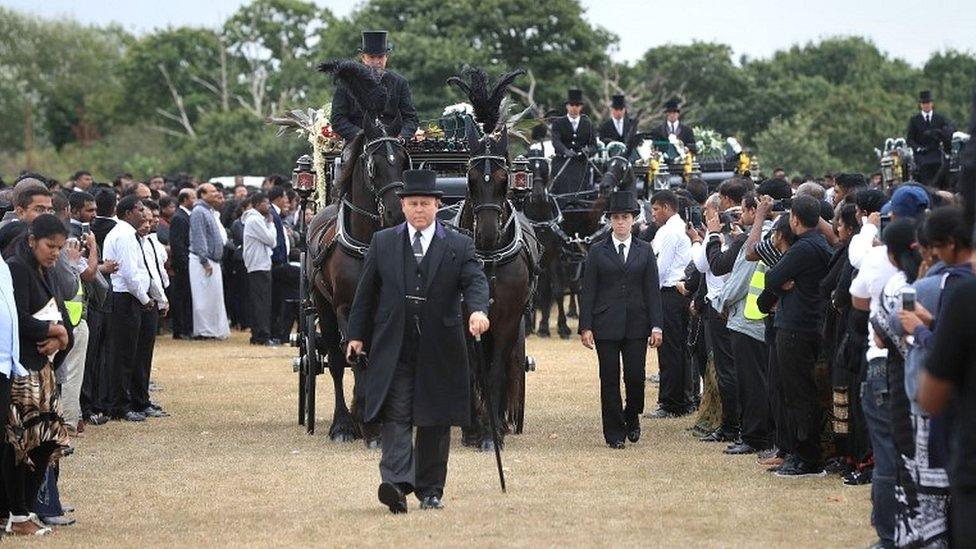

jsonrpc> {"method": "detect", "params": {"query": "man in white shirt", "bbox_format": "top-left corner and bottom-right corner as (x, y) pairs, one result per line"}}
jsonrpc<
(135, 201), (169, 418)
(648, 190), (693, 418)
(688, 195), (739, 442)
(103, 195), (164, 422)
(242, 192), (279, 345)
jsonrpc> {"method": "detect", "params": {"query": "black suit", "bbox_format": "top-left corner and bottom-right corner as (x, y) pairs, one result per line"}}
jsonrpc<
(347, 221), (488, 498)
(907, 111), (954, 185)
(168, 208), (192, 338)
(579, 236), (663, 444)
(649, 121), (698, 155)
(331, 69), (419, 141)
(551, 115), (598, 194)
(83, 216), (117, 416)
(598, 116), (636, 144)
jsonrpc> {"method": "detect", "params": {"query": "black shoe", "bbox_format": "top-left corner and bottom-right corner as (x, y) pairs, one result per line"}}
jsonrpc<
(627, 427), (641, 443)
(644, 408), (677, 419)
(775, 458), (826, 478)
(174, 334), (193, 341)
(142, 406), (170, 418)
(699, 429), (738, 443)
(724, 443), (761, 455)
(120, 411), (147, 422)
(88, 413), (110, 426)
(419, 495), (444, 510)
(607, 440), (626, 449)
(843, 468), (872, 486)
(378, 482), (407, 514)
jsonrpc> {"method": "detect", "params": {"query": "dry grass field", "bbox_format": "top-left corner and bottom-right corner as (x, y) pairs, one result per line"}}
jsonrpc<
(39, 328), (874, 548)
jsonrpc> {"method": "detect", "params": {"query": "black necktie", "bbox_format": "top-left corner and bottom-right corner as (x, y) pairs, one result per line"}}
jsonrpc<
(618, 243), (625, 261)
(412, 231), (424, 262)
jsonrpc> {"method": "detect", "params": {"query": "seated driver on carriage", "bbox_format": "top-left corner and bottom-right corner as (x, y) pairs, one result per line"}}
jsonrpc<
(550, 89), (598, 196)
(330, 30), (419, 158)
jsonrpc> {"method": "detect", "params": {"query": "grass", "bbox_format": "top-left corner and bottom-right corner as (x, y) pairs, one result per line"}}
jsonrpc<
(44, 329), (873, 548)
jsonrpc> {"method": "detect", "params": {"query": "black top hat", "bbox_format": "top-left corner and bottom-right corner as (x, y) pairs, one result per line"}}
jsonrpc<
(397, 169), (442, 197)
(611, 95), (626, 110)
(919, 90), (933, 103)
(566, 89), (584, 105)
(664, 98), (681, 113)
(359, 30), (391, 55)
(606, 190), (640, 215)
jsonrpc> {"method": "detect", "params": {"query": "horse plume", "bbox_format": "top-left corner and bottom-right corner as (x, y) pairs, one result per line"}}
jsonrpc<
(447, 67), (525, 133)
(317, 59), (387, 114)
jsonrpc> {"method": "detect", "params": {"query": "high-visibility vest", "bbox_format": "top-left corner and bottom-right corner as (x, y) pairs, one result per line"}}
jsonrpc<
(64, 279), (85, 327)
(743, 261), (768, 320)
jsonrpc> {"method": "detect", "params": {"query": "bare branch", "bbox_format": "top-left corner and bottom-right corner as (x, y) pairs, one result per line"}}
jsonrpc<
(157, 63), (196, 137)
(147, 124), (187, 138)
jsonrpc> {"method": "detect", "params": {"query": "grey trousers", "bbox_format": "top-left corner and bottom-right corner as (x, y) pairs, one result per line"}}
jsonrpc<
(379, 361), (451, 499)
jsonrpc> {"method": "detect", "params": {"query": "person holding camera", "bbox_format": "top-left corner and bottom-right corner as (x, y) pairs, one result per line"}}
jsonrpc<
(579, 191), (663, 448)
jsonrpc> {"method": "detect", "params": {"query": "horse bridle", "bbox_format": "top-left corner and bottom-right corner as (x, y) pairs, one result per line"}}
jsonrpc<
(467, 153), (515, 244)
(601, 155), (632, 193)
(345, 135), (407, 222)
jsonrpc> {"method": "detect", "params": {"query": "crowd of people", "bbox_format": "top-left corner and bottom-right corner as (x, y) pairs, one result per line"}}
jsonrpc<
(0, 170), (302, 535)
(588, 168), (973, 547)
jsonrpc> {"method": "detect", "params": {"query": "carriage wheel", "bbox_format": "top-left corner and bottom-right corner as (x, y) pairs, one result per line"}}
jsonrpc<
(304, 309), (319, 435)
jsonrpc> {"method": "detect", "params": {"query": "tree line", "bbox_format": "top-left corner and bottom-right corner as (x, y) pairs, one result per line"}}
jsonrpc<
(1, 0), (974, 182)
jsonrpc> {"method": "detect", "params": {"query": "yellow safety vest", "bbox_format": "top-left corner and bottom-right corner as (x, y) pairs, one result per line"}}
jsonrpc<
(64, 279), (85, 327)
(743, 261), (768, 320)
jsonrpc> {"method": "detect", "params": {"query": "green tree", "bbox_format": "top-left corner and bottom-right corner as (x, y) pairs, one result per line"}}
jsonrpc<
(754, 114), (842, 176)
(921, 50), (976, 129)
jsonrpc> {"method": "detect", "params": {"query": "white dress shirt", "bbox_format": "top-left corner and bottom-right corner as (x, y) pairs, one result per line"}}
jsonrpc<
(143, 233), (170, 307)
(652, 213), (691, 288)
(669, 122), (679, 135)
(613, 117), (624, 137)
(921, 110), (931, 123)
(691, 234), (730, 310)
(0, 260), (29, 377)
(611, 234), (631, 262)
(103, 221), (153, 305)
(568, 115), (580, 132)
(408, 222), (437, 258)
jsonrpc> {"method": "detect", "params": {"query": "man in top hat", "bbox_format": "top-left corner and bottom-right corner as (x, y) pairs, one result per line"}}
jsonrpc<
(598, 95), (636, 145)
(907, 90), (955, 187)
(550, 89), (598, 194)
(346, 169), (490, 514)
(649, 98), (697, 156)
(579, 190), (663, 448)
(331, 30), (419, 142)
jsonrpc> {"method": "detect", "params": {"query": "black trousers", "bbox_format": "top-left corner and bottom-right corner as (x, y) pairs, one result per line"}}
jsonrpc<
(271, 263), (299, 341)
(379, 360), (451, 499)
(730, 331), (772, 449)
(658, 288), (691, 413)
(81, 305), (111, 416)
(106, 293), (147, 416)
(775, 329), (823, 464)
(169, 266), (193, 338)
(951, 486), (976, 548)
(595, 338), (647, 444)
(248, 270), (273, 343)
(705, 311), (739, 433)
(130, 307), (159, 411)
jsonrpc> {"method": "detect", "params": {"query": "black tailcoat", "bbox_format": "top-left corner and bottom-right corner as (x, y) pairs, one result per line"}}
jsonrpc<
(648, 121), (698, 155)
(598, 116), (636, 144)
(907, 111), (954, 166)
(551, 115), (598, 193)
(578, 236), (663, 340)
(347, 222), (489, 426)
(330, 69), (419, 141)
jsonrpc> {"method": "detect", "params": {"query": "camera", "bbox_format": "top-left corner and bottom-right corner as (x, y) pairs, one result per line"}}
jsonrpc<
(879, 213), (892, 232)
(771, 198), (791, 212)
(80, 222), (90, 237)
(683, 205), (703, 228)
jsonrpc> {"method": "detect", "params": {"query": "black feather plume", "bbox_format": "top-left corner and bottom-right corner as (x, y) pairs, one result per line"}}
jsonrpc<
(317, 59), (387, 114)
(447, 67), (523, 132)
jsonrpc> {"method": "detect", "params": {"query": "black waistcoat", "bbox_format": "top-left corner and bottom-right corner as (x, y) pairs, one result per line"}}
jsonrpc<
(401, 230), (431, 362)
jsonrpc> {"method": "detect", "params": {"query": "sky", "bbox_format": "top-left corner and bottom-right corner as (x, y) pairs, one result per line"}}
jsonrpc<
(3, 0), (975, 66)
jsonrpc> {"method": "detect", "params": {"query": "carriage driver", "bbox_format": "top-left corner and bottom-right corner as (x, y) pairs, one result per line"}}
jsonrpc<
(346, 169), (490, 513)
(331, 30), (419, 143)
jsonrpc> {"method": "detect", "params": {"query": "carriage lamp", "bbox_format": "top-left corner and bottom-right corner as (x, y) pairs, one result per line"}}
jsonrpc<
(653, 162), (671, 191)
(292, 154), (316, 196)
(508, 155), (533, 193)
(880, 155), (896, 191)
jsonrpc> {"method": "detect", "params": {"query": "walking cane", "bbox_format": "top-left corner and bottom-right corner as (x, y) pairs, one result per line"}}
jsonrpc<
(473, 334), (506, 493)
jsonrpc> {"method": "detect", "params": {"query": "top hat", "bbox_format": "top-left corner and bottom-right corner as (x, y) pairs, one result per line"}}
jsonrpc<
(606, 190), (640, 215)
(919, 90), (933, 103)
(397, 169), (442, 198)
(611, 95), (626, 110)
(359, 30), (391, 55)
(664, 98), (681, 113)
(566, 89), (584, 105)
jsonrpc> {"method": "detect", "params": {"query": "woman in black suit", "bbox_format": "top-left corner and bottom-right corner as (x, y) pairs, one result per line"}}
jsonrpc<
(579, 191), (664, 449)
(2, 214), (72, 536)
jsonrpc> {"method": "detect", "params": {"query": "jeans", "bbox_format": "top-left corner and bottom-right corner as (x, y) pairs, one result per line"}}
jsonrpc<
(861, 358), (896, 545)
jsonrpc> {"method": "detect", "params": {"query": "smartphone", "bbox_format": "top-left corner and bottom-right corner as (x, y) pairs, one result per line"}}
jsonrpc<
(902, 288), (916, 311)
(80, 222), (90, 237)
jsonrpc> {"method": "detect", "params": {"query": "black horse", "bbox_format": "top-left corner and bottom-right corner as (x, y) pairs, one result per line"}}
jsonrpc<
(307, 60), (408, 447)
(448, 68), (536, 448)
